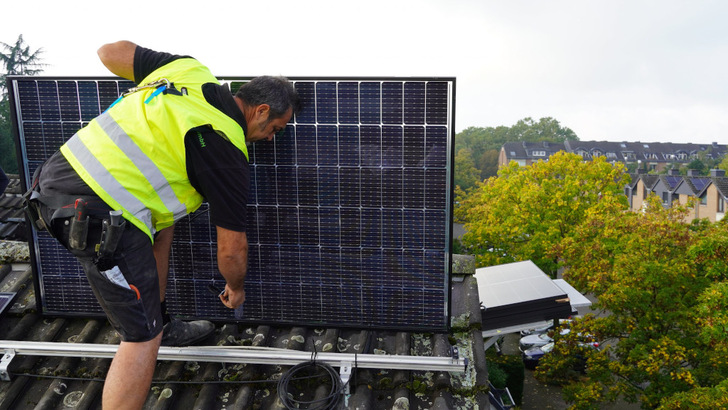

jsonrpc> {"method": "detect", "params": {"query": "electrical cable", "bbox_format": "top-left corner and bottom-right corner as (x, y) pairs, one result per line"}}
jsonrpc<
(7, 371), (279, 385)
(276, 360), (345, 410)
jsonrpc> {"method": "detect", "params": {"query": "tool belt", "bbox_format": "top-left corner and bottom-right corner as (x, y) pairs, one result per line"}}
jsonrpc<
(23, 169), (126, 271)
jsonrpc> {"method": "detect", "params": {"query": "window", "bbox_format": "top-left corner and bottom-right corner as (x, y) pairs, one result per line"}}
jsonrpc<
(700, 194), (707, 205)
(662, 192), (669, 205)
(719, 196), (725, 213)
(606, 152), (617, 159)
(592, 150), (603, 157)
(532, 150), (546, 157)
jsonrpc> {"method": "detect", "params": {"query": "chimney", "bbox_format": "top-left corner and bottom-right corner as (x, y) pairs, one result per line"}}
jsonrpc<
(687, 169), (700, 177)
(710, 169), (726, 177)
(668, 168), (680, 176)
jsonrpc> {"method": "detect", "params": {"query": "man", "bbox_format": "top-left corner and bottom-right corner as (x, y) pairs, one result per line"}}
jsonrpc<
(29, 41), (299, 409)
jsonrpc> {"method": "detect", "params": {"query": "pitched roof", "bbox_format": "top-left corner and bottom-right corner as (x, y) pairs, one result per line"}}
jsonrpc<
(713, 177), (728, 198)
(0, 176), (27, 241)
(0, 254), (489, 409)
(501, 141), (565, 160)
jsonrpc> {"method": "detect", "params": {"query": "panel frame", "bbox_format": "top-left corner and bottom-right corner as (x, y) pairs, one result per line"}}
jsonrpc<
(7, 75), (456, 332)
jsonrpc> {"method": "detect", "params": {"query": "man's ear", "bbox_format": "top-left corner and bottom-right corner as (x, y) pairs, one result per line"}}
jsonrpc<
(256, 104), (271, 118)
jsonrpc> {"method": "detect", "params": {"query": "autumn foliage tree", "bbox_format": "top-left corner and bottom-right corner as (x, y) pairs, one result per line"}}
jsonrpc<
(541, 196), (728, 409)
(458, 151), (629, 276)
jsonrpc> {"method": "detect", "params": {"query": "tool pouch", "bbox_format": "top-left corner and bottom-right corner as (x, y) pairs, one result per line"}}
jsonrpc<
(95, 218), (126, 271)
(68, 216), (89, 250)
(22, 189), (49, 233)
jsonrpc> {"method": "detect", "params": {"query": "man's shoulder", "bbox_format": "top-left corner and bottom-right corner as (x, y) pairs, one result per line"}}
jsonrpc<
(134, 46), (191, 84)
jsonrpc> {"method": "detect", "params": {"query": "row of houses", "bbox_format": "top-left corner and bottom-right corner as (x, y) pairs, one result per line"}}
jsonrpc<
(498, 140), (728, 223)
(500, 140), (727, 172)
(626, 168), (728, 222)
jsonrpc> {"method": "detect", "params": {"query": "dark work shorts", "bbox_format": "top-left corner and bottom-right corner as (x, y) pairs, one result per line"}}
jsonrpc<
(41, 206), (164, 342)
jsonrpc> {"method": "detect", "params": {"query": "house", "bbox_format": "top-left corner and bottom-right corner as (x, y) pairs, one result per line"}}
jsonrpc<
(628, 174), (659, 212)
(498, 142), (565, 167)
(499, 140), (727, 171)
(695, 169), (728, 222)
(651, 170), (683, 208)
(631, 169), (727, 223)
(671, 171), (713, 221)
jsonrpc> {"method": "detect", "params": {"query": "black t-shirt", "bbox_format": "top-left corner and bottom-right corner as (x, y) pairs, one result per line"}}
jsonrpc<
(39, 46), (249, 232)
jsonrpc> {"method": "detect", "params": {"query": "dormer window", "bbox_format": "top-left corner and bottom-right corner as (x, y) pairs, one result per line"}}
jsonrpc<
(532, 150), (546, 157)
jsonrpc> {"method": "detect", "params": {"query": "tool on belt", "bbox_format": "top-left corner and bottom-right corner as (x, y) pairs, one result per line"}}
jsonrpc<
(95, 210), (126, 271)
(68, 198), (89, 250)
(23, 172), (126, 269)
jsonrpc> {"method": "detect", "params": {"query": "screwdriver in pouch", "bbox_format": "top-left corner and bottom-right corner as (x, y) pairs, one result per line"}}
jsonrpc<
(98, 210), (125, 259)
(69, 198), (89, 250)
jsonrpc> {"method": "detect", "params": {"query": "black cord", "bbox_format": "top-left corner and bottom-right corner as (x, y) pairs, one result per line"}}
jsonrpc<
(277, 360), (345, 410)
(7, 371), (278, 385)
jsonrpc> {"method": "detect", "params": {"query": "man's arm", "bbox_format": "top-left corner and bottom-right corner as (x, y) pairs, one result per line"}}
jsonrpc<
(97, 40), (137, 81)
(216, 226), (248, 309)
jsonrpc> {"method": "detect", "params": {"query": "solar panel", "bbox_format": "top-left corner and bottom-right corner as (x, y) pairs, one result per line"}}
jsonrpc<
(9, 76), (455, 331)
(0, 293), (17, 317)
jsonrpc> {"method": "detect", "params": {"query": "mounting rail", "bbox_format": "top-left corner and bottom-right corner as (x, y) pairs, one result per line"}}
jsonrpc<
(0, 340), (466, 381)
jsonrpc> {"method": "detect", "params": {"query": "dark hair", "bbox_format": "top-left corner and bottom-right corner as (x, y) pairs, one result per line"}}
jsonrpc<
(235, 76), (301, 120)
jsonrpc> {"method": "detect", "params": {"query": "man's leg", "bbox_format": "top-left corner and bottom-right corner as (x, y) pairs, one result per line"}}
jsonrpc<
(152, 226), (174, 300)
(103, 332), (162, 409)
(152, 225), (215, 346)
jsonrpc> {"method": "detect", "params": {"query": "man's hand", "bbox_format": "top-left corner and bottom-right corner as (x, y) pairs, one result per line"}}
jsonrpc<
(216, 227), (248, 309)
(220, 284), (245, 309)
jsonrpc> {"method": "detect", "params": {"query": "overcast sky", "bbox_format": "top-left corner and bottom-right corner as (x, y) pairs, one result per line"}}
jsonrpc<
(3, 0), (727, 144)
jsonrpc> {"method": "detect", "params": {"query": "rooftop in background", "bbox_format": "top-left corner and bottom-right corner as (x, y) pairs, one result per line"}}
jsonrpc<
(500, 140), (727, 173)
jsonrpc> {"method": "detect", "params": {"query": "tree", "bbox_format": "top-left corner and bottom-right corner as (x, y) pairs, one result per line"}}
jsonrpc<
(0, 34), (45, 92)
(455, 117), (579, 181)
(0, 35), (45, 174)
(718, 155), (728, 172)
(542, 197), (728, 408)
(458, 152), (629, 276)
(454, 147), (481, 193)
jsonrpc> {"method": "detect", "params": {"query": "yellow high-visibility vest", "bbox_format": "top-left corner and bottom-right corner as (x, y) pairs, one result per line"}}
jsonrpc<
(61, 58), (248, 242)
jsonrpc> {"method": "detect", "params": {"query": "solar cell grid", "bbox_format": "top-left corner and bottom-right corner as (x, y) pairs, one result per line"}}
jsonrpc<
(11, 77), (454, 331)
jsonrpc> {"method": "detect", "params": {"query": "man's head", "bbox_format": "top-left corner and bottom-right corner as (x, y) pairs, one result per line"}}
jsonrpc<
(234, 76), (301, 142)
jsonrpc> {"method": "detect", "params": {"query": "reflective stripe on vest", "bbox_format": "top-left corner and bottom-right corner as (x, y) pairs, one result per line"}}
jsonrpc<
(63, 112), (189, 226)
(61, 58), (247, 241)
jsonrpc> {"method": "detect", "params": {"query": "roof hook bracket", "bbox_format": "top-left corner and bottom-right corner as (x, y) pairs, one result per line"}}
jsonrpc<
(0, 349), (15, 381)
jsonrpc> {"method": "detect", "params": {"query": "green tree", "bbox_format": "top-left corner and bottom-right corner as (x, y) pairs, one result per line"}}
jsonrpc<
(686, 159), (706, 175)
(458, 152), (628, 276)
(455, 117), (579, 181)
(454, 147), (481, 193)
(717, 155), (728, 172)
(544, 197), (728, 409)
(0, 35), (45, 174)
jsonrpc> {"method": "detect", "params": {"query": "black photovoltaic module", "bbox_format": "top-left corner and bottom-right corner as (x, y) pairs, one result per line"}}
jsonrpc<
(9, 76), (455, 331)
